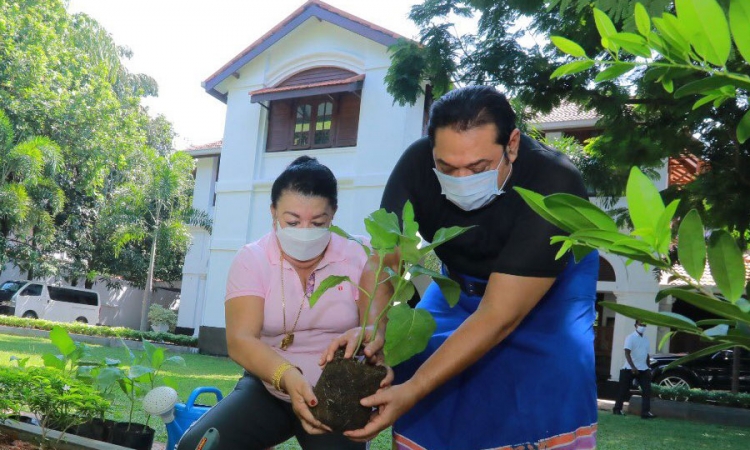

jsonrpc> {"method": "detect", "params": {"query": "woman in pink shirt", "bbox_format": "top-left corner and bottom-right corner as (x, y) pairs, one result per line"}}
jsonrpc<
(176, 156), (388, 450)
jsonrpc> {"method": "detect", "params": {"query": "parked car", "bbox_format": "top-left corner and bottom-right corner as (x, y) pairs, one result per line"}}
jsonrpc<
(0, 280), (100, 324)
(649, 349), (750, 392)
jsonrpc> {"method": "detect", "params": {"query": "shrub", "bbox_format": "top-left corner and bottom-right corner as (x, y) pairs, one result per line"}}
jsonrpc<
(652, 384), (750, 410)
(0, 315), (196, 346)
(147, 304), (177, 329)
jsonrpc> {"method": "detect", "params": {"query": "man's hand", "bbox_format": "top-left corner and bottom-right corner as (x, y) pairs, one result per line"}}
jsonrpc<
(632, 368), (638, 375)
(343, 382), (421, 442)
(282, 369), (331, 435)
(320, 326), (385, 365)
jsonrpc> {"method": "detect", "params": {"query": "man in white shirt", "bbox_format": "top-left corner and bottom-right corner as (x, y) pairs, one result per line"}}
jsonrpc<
(613, 320), (656, 418)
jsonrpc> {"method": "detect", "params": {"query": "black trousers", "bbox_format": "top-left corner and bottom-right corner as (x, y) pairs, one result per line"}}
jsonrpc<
(175, 373), (364, 450)
(614, 369), (651, 415)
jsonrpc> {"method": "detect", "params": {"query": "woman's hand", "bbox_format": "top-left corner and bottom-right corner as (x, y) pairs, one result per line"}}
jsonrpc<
(344, 381), (421, 442)
(320, 326), (385, 365)
(281, 368), (331, 435)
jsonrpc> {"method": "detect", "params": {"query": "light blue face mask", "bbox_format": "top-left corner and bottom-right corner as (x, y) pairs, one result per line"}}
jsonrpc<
(432, 154), (513, 211)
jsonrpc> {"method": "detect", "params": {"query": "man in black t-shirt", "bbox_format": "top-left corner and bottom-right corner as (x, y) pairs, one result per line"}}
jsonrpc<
(343, 86), (599, 449)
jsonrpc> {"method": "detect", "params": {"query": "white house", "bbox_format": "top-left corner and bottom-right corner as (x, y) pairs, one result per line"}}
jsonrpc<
(178, 0), (711, 383)
(177, 0), (427, 353)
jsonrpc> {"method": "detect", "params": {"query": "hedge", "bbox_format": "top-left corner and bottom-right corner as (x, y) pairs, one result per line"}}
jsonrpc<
(0, 315), (197, 347)
(652, 384), (750, 410)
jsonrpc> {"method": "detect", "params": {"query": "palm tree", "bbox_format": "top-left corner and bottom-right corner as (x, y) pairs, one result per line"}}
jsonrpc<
(0, 110), (63, 277)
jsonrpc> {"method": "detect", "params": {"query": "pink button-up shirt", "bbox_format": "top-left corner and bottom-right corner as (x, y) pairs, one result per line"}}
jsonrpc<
(225, 231), (369, 400)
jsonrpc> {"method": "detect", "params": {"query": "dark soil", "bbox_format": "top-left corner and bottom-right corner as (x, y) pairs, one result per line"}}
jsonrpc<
(0, 431), (40, 450)
(311, 348), (388, 432)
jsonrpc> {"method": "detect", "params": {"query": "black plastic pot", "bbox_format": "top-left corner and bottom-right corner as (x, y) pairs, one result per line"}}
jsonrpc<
(110, 422), (155, 450)
(72, 418), (116, 442)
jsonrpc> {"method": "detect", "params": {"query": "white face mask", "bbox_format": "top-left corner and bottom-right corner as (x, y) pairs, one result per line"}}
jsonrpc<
(275, 225), (331, 261)
(636, 326), (646, 334)
(432, 153), (512, 211)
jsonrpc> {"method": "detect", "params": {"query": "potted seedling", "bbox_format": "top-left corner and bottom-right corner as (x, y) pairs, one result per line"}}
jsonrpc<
(309, 201), (470, 431)
(147, 304), (177, 334)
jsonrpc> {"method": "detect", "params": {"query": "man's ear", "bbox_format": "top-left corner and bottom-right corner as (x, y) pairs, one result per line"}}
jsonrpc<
(506, 128), (521, 164)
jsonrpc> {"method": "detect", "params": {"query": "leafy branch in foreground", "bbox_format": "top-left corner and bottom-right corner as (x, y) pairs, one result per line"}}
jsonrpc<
(310, 201), (471, 366)
(516, 166), (749, 370)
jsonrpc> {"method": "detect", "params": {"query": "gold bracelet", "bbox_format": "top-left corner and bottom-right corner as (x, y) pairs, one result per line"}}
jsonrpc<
(271, 362), (295, 392)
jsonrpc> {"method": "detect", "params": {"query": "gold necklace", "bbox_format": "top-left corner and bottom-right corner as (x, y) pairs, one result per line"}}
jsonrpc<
(279, 251), (307, 351)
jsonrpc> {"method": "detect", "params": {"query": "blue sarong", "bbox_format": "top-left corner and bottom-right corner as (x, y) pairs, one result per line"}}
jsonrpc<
(393, 251), (599, 450)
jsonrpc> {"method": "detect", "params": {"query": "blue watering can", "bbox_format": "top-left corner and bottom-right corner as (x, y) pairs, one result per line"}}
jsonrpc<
(143, 386), (223, 450)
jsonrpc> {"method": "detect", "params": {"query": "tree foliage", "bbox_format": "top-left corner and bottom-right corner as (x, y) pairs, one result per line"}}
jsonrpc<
(386, 0), (750, 246)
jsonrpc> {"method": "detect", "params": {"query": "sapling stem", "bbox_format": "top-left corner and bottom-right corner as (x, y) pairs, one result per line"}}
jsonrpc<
(355, 252), (386, 354)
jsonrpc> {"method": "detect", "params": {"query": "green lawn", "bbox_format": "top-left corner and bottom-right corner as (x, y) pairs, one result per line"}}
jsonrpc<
(0, 332), (747, 449)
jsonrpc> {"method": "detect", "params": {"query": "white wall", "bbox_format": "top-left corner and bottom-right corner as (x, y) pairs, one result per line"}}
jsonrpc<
(0, 263), (178, 329)
(192, 17), (425, 330)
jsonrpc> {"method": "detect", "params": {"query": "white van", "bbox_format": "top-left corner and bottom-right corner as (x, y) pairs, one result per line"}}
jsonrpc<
(1, 280), (100, 324)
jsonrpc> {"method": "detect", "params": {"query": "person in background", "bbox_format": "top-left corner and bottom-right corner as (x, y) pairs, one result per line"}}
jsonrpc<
(613, 320), (656, 418)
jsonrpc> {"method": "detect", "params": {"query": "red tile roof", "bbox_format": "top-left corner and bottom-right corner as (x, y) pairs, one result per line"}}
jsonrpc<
(184, 140), (223, 152)
(533, 102), (600, 124)
(204, 0), (407, 85)
(250, 73), (364, 96)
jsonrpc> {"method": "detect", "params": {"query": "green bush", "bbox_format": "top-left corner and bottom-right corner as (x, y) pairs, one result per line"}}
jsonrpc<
(652, 384), (750, 410)
(0, 315), (197, 347)
(147, 304), (177, 329)
(0, 366), (108, 440)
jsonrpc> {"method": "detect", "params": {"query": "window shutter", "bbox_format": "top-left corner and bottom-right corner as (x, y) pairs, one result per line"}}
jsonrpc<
(335, 92), (360, 148)
(266, 100), (292, 151)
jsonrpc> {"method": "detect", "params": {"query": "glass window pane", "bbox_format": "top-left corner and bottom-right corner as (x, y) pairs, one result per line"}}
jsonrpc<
(314, 101), (333, 145)
(294, 104), (311, 146)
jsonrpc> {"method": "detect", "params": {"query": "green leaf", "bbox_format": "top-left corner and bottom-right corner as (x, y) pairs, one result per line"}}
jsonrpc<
(661, 288), (750, 323)
(693, 94), (721, 110)
(601, 301), (701, 332)
(514, 187), (573, 232)
(730, 0), (750, 62)
(658, 331), (675, 351)
(695, 319), (734, 327)
(738, 109), (750, 144)
(391, 280), (416, 306)
(675, 0), (731, 66)
(662, 78), (674, 93)
(42, 353), (65, 370)
(707, 230), (746, 303)
(330, 225), (370, 257)
(309, 275), (351, 308)
(674, 76), (750, 99)
(626, 166), (664, 234)
(555, 239), (573, 260)
(655, 199), (680, 255)
(571, 244), (595, 262)
(652, 15), (691, 60)
(704, 324), (729, 337)
(635, 2), (651, 36)
(677, 209), (706, 281)
(400, 201), (422, 264)
(97, 367), (124, 390)
(420, 225), (472, 255)
(550, 60), (595, 79)
(594, 63), (633, 82)
(609, 32), (652, 58)
(664, 342), (736, 371)
(544, 193), (618, 232)
(127, 365), (154, 381)
(409, 265), (461, 307)
(384, 303), (436, 367)
(551, 36), (587, 57)
(594, 8), (618, 40)
(151, 347), (165, 370)
(50, 326), (76, 356)
(737, 297), (750, 313)
(364, 209), (400, 250)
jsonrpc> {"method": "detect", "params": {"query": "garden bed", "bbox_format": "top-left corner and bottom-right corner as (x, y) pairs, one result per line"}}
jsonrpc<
(0, 421), (130, 450)
(628, 396), (750, 427)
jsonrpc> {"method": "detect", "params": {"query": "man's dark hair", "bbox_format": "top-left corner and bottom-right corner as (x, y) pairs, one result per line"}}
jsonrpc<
(271, 156), (338, 209)
(427, 85), (517, 147)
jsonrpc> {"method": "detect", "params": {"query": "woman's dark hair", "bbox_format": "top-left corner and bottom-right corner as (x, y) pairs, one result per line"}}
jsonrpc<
(427, 85), (517, 147)
(271, 156), (338, 209)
